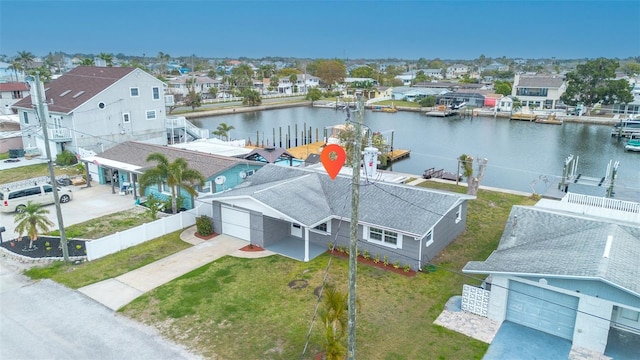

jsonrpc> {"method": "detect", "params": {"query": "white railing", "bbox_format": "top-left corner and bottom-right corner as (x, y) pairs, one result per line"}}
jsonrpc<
(564, 193), (640, 213)
(85, 204), (213, 261)
(48, 127), (72, 140)
(166, 116), (209, 139)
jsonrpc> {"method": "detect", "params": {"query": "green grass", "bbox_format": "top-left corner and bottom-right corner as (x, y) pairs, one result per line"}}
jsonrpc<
(24, 230), (191, 289)
(0, 152), (8, 160)
(0, 163), (82, 184)
(49, 208), (153, 239)
(120, 184), (534, 359)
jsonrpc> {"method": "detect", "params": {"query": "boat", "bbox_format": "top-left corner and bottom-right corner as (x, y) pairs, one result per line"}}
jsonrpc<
(372, 103), (397, 113)
(624, 136), (640, 152)
(535, 113), (563, 125)
(611, 119), (640, 137)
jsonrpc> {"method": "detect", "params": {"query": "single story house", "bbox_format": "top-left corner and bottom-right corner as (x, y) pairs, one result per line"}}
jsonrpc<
(463, 195), (640, 355)
(204, 164), (474, 269)
(80, 141), (264, 209)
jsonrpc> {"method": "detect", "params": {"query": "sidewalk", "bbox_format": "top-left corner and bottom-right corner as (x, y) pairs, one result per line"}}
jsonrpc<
(78, 228), (275, 310)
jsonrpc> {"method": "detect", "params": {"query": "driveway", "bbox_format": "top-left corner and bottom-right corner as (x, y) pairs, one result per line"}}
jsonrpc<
(0, 183), (136, 242)
(0, 256), (201, 360)
(483, 321), (572, 360)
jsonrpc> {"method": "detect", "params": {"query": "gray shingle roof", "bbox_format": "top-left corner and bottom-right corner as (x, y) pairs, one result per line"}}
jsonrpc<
(464, 206), (640, 296)
(208, 164), (468, 236)
(517, 76), (565, 88)
(97, 141), (262, 178)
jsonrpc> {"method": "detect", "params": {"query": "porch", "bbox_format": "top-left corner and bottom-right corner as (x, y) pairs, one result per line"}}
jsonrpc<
(264, 236), (327, 262)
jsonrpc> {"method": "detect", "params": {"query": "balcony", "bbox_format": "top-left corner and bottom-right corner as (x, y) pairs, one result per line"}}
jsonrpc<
(47, 127), (72, 142)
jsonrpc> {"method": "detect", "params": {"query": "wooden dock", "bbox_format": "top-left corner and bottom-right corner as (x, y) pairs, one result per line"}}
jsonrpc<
(388, 149), (410, 162)
(510, 112), (537, 121)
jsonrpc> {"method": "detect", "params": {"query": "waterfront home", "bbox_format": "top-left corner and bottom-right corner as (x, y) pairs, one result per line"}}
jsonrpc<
(80, 141), (264, 209)
(463, 194), (640, 356)
(205, 164), (473, 269)
(12, 66), (169, 157)
(511, 74), (567, 110)
(166, 75), (220, 99)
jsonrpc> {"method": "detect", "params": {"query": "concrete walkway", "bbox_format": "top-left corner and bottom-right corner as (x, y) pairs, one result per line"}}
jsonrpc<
(78, 227), (275, 310)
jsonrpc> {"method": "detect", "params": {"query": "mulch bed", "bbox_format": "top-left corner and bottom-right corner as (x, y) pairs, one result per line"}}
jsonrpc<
(0, 236), (86, 259)
(328, 250), (417, 277)
(194, 232), (219, 240)
(239, 244), (265, 252)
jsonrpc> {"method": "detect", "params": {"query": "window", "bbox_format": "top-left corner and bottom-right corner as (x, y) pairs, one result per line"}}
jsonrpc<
(312, 221), (331, 234)
(43, 185), (53, 193)
(152, 87), (160, 100)
(620, 308), (639, 321)
(146, 110), (156, 120)
(367, 226), (400, 248)
(12, 90), (23, 99)
(22, 111), (29, 124)
(455, 205), (462, 223)
(130, 87), (139, 97)
(425, 230), (434, 247)
(122, 113), (130, 123)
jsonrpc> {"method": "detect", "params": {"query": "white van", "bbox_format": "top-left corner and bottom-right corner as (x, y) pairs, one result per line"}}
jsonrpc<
(0, 184), (72, 213)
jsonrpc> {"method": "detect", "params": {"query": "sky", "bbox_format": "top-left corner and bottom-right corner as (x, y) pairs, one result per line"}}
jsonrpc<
(1, 0), (639, 61)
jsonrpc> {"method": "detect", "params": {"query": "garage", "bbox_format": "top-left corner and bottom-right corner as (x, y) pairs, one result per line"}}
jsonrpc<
(506, 281), (578, 340)
(221, 206), (251, 241)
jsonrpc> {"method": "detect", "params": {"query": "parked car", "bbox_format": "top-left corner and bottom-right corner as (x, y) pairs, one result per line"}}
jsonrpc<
(0, 184), (72, 213)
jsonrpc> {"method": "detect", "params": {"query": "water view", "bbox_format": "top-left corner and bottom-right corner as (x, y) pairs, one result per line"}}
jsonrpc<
(194, 107), (639, 201)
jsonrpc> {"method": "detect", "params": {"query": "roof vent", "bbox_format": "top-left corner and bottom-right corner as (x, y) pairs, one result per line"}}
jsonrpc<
(72, 91), (85, 98)
(60, 90), (71, 97)
(603, 235), (613, 258)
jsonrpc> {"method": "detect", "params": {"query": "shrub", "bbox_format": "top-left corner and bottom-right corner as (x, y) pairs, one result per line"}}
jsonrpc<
(363, 250), (370, 259)
(403, 264), (411, 273)
(195, 215), (214, 236)
(373, 254), (380, 263)
(55, 150), (78, 166)
(383, 255), (389, 266)
(328, 242), (334, 251)
(393, 260), (400, 269)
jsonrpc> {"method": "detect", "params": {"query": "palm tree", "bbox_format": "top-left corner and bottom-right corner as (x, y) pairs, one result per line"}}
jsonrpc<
(319, 285), (348, 360)
(14, 201), (54, 250)
(17, 51), (35, 70)
(99, 52), (114, 66)
(79, 58), (95, 66)
(213, 122), (235, 141)
(8, 61), (23, 82)
(289, 74), (298, 94)
(138, 153), (205, 214)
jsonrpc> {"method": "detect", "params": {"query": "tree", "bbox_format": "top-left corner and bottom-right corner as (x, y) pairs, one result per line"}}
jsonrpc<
(306, 88), (322, 104)
(494, 80), (512, 96)
(622, 62), (640, 77)
(138, 153), (205, 214)
(349, 66), (375, 78)
(79, 58), (95, 66)
(560, 58), (633, 113)
(99, 52), (114, 66)
(208, 87), (218, 99)
(315, 59), (346, 89)
(241, 88), (262, 106)
(419, 95), (436, 107)
(184, 78), (202, 110)
(213, 122), (235, 140)
(17, 51), (35, 70)
(14, 201), (54, 250)
(269, 75), (280, 91)
(289, 74), (298, 93)
(319, 285), (348, 360)
(8, 61), (22, 82)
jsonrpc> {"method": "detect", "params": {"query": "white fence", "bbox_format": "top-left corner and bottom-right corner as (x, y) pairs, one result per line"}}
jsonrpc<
(86, 204), (213, 261)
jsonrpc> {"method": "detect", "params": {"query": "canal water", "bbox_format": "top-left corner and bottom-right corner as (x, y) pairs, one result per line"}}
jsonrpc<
(195, 107), (639, 201)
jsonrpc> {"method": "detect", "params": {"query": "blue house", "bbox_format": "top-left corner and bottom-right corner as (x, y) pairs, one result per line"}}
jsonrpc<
(81, 141), (264, 209)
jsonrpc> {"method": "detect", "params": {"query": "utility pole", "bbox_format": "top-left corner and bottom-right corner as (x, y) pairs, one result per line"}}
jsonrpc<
(347, 93), (364, 359)
(32, 74), (70, 262)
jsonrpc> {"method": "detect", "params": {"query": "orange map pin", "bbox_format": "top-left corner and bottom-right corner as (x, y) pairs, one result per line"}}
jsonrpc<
(320, 144), (346, 180)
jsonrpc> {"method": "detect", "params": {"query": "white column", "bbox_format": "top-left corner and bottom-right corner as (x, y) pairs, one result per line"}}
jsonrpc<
(304, 227), (310, 261)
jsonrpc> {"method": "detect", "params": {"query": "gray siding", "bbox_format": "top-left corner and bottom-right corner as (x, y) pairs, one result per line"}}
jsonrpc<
(249, 212), (264, 247)
(211, 202), (222, 234)
(422, 202), (467, 264)
(262, 217), (289, 247)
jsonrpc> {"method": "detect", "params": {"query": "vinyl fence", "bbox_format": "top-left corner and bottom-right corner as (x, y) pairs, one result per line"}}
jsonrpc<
(86, 204), (213, 261)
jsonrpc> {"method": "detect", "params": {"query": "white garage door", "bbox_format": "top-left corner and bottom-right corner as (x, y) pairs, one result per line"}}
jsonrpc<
(221, 206), (250, 241)
(506, 281), (578, 340)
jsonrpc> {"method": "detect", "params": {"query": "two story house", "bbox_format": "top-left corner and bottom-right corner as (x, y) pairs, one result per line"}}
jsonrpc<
(511, 74), (567, 110)
(0, 82), (29, 115)
(12, 66), (168, 157)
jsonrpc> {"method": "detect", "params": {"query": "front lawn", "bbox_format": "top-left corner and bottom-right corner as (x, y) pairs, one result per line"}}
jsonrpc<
(0, 163), (81, 184)
(121, 184), (534, 359)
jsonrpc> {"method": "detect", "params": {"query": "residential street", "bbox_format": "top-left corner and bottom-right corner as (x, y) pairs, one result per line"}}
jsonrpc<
(0, 256), (201, 360)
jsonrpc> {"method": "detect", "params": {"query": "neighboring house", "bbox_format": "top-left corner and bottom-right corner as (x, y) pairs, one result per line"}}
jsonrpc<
(497, 96), (514, 112)
(391, 86), (447, 102)
(437, 90), (487, 108)
(295, 73), (320, 93)
(80, 141), (264, 209)
(511, 74), (567, 109)
(613, 81), (640, 115)
(205, 164), (473, 268)
(0, 82), (29, 114)
(446, 64), (470, 78)
(166, 75), (220, 99)
(12, 66), (168, 157)
(484, 62), (510, 72)
(463, 194), (640, 355)
(395, 71), (418, 86)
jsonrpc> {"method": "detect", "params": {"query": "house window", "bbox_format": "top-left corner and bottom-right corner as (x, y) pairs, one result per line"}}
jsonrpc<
(425, 230), (434, 247)
(146, 110), (156, 120)
(12, 90), (23, 99)
(455, 205), (462, 223)
(368, 227), (400, 248)
(152, 87), (160, 100)
(620, 308), (639, 321)
(22, 111), (29, 124)
(312, 221), (331, 234)
(122, 113), (130, 123)
(130, 87), (139, 97)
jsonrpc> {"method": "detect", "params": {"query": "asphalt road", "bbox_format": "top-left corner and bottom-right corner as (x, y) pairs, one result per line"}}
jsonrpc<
(0, 256), (202, 360)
